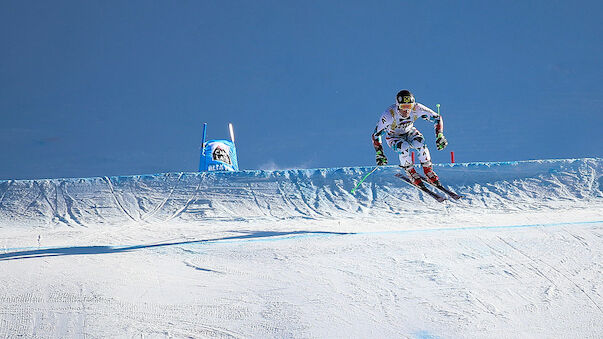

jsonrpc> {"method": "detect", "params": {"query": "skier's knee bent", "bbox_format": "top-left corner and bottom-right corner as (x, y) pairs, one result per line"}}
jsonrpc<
(392, 140), (413, 168)
(392, 140), (409, 154)
(414, 143), (431, 164)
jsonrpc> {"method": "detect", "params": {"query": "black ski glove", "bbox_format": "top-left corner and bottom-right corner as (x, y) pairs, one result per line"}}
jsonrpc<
(436, 133), (448, 150)
(376, 149), (388, 166)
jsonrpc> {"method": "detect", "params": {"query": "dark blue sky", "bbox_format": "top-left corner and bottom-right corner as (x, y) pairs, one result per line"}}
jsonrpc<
(1, 0), (602, 179)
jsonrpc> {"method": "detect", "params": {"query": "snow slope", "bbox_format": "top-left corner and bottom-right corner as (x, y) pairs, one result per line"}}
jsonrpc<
(1, 158), (602, 338)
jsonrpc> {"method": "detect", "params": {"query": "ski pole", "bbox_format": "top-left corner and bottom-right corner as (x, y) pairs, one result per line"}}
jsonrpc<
(436, 103), (440, 115)
(350, 166), (379, 194)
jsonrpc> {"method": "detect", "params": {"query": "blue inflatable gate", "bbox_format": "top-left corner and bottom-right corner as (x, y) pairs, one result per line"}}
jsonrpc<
(199, 123), (239, 172)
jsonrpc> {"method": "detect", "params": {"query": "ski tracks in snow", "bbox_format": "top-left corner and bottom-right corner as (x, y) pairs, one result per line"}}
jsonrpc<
(140, 172), (184, 222)
(103, 176), (137, 223)
(0, 180), (13, 208)
(497, 236), (603, 314)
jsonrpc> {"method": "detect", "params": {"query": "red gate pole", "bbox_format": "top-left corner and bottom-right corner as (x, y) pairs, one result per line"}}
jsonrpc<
(451, 151), (455, 164)
(411, 151), (415, 163)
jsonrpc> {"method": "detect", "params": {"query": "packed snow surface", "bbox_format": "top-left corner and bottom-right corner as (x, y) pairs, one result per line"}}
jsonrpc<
(1, 158), (602, 338)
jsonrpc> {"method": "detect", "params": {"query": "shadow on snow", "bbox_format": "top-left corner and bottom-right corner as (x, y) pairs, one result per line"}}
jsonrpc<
(0, 230), (353, 261)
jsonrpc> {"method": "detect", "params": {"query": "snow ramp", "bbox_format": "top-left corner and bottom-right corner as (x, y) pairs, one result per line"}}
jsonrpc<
(0, 158), (601, 228)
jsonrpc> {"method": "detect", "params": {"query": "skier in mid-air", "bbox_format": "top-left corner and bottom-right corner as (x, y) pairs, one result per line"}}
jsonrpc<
(371, 89), (448, 186)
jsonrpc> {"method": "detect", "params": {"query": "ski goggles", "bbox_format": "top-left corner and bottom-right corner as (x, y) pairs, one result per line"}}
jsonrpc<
(398, 103), (414, 110)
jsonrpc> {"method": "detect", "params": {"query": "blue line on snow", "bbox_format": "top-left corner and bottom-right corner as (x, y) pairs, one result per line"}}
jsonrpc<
(2, 220), (601, 253)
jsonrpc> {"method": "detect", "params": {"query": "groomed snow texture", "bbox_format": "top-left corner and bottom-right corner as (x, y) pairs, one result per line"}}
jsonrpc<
(1, 158), (602, 338)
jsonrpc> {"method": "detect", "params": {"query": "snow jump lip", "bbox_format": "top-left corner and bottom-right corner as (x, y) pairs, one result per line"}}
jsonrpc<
(2, 220), (601, 260)
(0, 157), (600, 183)
(0, 158), (601, 227)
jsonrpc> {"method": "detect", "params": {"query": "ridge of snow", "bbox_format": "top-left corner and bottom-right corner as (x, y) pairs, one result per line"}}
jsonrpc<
(1, 158), (601, 228)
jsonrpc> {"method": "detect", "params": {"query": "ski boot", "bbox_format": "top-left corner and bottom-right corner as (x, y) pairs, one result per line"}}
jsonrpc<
(422, 164), (440, 185)
(404, 166), (423, 186)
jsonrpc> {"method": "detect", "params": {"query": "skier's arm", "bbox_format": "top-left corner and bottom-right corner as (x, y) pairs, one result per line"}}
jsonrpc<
(416, 103), (443, 136)
(417, 103), (448, 150)
(371, 127), (384, 152)
(371, 112), (390, 151)
(372, 114), (389, 165)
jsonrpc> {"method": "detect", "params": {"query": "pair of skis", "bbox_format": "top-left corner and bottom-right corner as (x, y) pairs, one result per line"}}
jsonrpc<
(394, 173), (464, 202)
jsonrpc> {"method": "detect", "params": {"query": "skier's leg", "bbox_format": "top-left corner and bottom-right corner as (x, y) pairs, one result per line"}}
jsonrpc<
(422, 162), (440, 184)
(392, 137), (421, 185)
(409, 128), (440, 184)
(392, 139), (412, 167)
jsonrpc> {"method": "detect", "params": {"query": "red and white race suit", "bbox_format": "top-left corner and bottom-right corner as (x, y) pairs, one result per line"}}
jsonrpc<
(371, 103), (444, 168)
